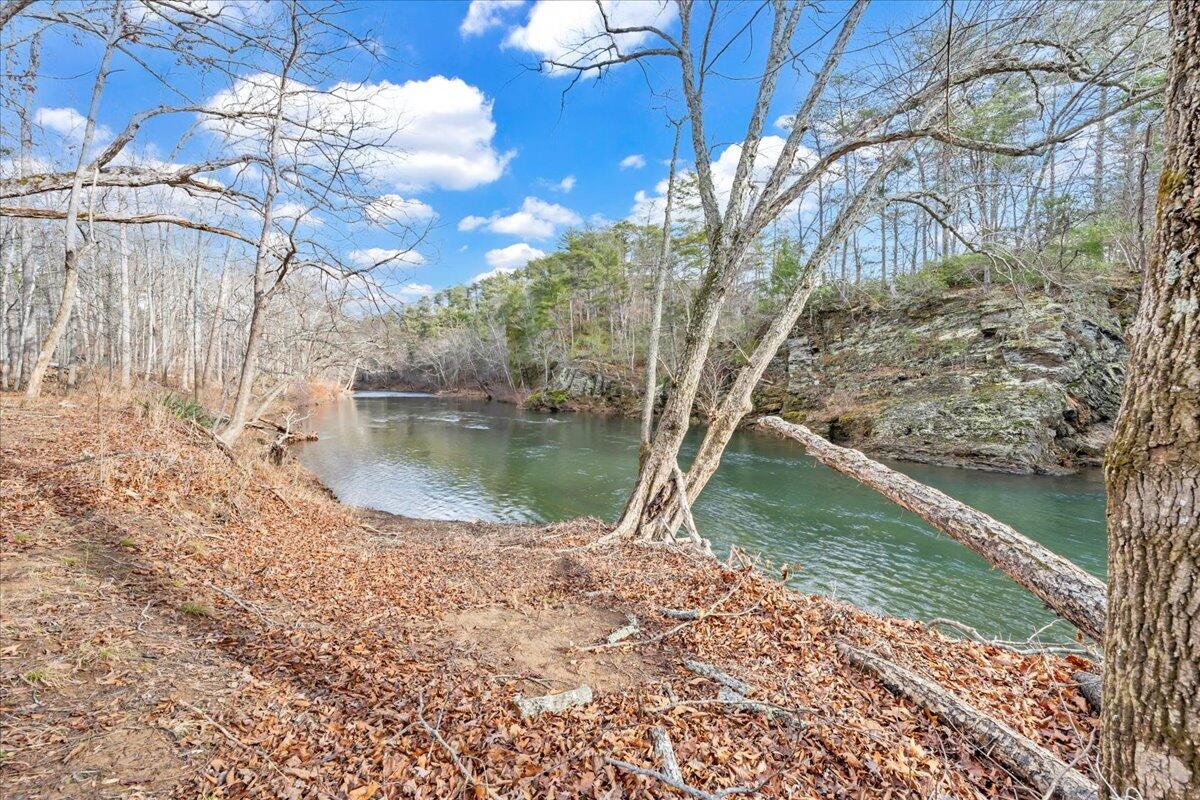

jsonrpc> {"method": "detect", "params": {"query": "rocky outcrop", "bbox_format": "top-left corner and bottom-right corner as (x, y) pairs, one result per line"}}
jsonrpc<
(525, 364), (641, 415)
(777, 286), (1129, 474)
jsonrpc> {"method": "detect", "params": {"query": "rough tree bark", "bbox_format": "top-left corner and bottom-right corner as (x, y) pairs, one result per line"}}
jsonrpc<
(22, 6), (121, 401)
(1101, 1), (1199, 797)
(759, 416), (1107, 641)
(840, 644), (1099, 800)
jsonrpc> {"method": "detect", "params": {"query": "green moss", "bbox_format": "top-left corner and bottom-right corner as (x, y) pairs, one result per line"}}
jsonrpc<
(525, 388), (571, 411)
(151, 393), (215, 427)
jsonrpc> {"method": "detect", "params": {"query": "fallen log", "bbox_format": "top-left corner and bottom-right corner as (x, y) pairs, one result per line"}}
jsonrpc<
(684, 659), (755, 697)
(513, 685), (592, 718)
(838, 643), (1098, 800)
(758, 416), (1106, 642)
(605, 615), (640, 644)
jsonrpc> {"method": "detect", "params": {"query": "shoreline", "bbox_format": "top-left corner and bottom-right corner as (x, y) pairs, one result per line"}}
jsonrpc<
(339, 385), (1106, 477)
(2, 392), (1101, 798)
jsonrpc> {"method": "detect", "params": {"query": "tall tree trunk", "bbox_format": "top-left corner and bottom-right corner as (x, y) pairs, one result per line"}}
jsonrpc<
(1, 233), (10, 390)
(1093, 85), (1108, 215)
(202, 260), (227, 388)
(220, 22), (297, 445)
(190, 233), (202, 399)
(610, 249), (742, 539)
(661, 143), (918, 537)
(1101, 2), (1199, 796)
(640, 124), (681, 447)
(23, 4), (120, 401)
(118, 222), (132, 390)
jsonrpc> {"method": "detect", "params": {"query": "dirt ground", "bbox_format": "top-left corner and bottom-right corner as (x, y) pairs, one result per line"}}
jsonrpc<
(1, 393), (1099, 798)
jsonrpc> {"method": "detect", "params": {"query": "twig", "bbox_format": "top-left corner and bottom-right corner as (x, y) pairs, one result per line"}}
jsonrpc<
(927, 618), (1092, 657)
(415, 692), (475, 792)
(605, 756), (764, 799)
(205, 581), (278, 626)
(579, 576), (748, 652)
(1040, 729), (1096, 800)
(175, 699), (286, 778)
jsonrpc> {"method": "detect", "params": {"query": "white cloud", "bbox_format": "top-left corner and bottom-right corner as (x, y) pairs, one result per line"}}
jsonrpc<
(629, 135), (822, 224)
(34, 107), (112, 142)
(347, 247), (426, 268)
(619, 154), (646, 170)
(206, 74), (513, 193)
(490, 212), (556, 239)
(484, 242), (545, 270)
(553, 174), (576, 192)
(396, 282), (435, 302)
(365, 194), (436, 226)
(504, 1), (678, 73)
(461, 0), (525, 36)
(461, 196), (581, 240)
(458, 214), (491, 231)
(774, 114), (795, 131)
(471, 266), (518, 284)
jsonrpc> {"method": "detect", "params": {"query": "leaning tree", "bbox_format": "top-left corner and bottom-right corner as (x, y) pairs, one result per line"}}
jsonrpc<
(546, 0), (1164, 543)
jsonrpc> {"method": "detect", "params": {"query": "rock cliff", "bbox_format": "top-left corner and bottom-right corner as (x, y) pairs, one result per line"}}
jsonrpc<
(773, 285), (1131, 473)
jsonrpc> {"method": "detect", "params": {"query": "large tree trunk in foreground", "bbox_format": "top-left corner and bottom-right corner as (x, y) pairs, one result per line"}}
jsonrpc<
(1101, 2), (1200, 796)
(759, 416), (1107, 641)
(611, 257), (742, 539)
(840, 644), (1099, 800)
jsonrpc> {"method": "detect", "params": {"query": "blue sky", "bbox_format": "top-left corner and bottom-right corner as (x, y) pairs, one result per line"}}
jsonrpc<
(21, 0), (930, 298)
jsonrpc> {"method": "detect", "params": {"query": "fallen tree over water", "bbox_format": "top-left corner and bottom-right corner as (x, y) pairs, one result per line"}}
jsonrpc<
(758, 415), (1107, 642)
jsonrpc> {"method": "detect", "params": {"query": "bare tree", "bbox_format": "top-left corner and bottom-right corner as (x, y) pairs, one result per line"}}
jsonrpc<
(640, 122), (681, 448)
(547, 0), (1161, 542)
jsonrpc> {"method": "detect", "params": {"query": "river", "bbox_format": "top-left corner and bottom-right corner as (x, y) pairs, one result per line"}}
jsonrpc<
(299, 391), (1107, 641)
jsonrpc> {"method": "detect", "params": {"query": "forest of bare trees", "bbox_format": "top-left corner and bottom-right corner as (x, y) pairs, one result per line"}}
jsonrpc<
(1, 0), (429, 439)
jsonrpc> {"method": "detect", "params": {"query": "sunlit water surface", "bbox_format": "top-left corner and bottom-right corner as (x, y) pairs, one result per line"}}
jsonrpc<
(299, 392), (1106, 640)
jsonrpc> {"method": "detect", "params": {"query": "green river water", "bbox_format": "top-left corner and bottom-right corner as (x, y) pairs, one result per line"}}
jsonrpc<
(299, 391), (1107, 641)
